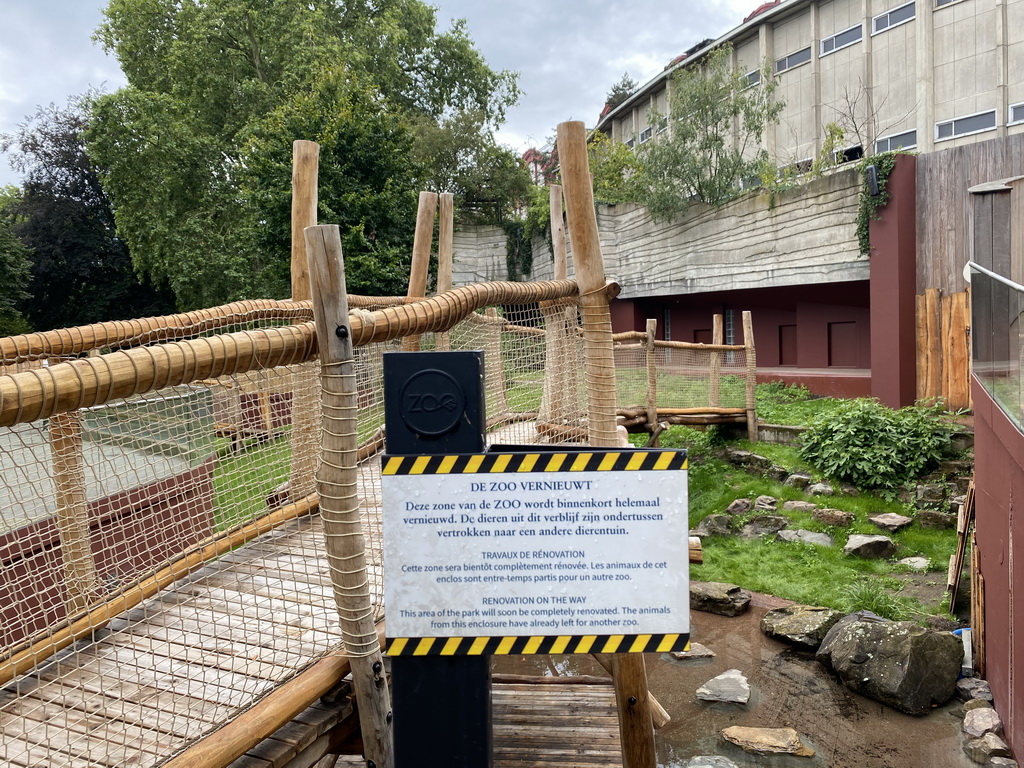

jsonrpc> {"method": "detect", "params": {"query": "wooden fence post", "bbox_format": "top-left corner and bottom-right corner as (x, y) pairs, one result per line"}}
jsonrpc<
(742, 311), (758, 441)
(435, 192), (455, 352)
(50, 410), (101, 615)
(289, 140), (322, 503)
(709, 314), (723, 407)
(557, 119), (656, 768)
(305, 224), (393, 768)
(645, 319), (658, 444)
(402, 192), (438, 352)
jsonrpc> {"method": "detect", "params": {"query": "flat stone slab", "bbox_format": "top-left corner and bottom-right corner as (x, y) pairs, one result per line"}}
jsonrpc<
(784, 473), (812, 489)
(671, 642), (716, 660)
(898, 556), (930, 571)
(813, 508), (854, 527)
(690, 581), (752, 617)
(692, 514), (735, 538)
(740, 515), (789, 539)
(782, 500), (818, 513)
(963, 733), (1012, 763)
(917, 509), (956, 528)
(869, 512), (914, 532)
(754, 495), (777, 510)
(721, 726), (815, 757)
(684, 757), (739, 768)
(696, 669), (750, 704)
(808, 482), (834, 496)
(778, 529), (833, 547)
(957, 678), (994, 702)
(761, 604), (845, 649)
(725, 498), (752, 515)
(844, 534), (897, 558)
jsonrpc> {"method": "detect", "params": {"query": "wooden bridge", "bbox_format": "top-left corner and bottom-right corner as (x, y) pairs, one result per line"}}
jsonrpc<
(0, 124), (748, 767)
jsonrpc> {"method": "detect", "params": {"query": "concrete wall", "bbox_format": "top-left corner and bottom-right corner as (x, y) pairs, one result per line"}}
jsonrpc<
(453, 168), (864, 301)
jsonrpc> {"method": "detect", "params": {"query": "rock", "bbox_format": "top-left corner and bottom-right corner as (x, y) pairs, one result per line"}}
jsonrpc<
(725, 498), (753, 516)
(816, 619), (963, 714)
(761, 604), (844, 649)
(949, 494), (967, 514)
(696, 669), (750, 704)
(840, 484), (860, 496)
(964, 698), (994, 711)
(990, 758), (1019, 768)
(690, 581), (752, 617)
(869, 512), (914, 532)
(741, 515), (789, 539)
(964, 707), (1003, 738)
(754, 494), (777, 511)
(783, 500), (818, 513)
(808, 482), (834, 496)
(671, 642), (716, 660)
(957, 678), (994, 702)
(726, 449), (771, 471)
(684, 757), (739, 768)
(898, 556), (930, 571)
(916, 483), (946, 506)
(963, 733), (1012, 764)
(692, 514), (736, 538)
(844, 534), (897, 558)
(939, 459), (974, 476)
(721, 726), (815, 757)
(917, 509), (957, 529)
(784, 472), (812, 489)
(778, 529), (833, 547)
(813, 508), (854, 527)
(817, 610), (888, 661)
(766, 465), (789, 482)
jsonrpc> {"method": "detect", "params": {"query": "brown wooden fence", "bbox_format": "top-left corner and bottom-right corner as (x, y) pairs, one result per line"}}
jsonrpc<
(916, 287), (971, 409)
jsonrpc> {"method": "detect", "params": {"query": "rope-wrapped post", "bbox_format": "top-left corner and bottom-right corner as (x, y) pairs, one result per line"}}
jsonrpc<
(557, 119), (656, 768)
(743, 310), (758, 441)
(50, 410), (101, 614)
(484, 307), (510, 420)
(305, 224), (393, 768)
(289, 141), (323, 502)
(435, 192), (455, 352)
(709, 314), (724, 407)
(402, 191), (438, 352)
(645, 319), (658, 444)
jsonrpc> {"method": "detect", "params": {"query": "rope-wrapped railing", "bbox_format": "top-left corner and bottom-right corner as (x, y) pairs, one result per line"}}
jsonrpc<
(0, 280), (579, 427)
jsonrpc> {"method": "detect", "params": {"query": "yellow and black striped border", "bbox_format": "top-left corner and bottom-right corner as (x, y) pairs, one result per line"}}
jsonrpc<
(381, 450), (687, 476)
(386, 633), (689, 656)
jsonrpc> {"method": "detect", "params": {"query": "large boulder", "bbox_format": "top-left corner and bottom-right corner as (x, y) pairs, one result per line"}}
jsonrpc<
(754, 495), (777, 511)
(817, 618), (963, 714)
(725, 498), (753, 515)
(761, 605), (845, 649)
(690, 581), (752, 617)
(844, 534), (897, 559)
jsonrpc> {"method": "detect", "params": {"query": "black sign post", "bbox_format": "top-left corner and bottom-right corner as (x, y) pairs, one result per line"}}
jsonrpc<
(383, 351), (492, 768)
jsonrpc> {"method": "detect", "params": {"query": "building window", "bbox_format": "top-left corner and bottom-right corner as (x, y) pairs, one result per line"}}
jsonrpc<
(639, 127), (653, 144)
(657, 117), (668, 133)
(935, 0), (958, 7)
(875, 129), (917, 153)
(935, 110), (997, 141)
(775, 46), (812, 74)
(820, 24), (863, 56)
(836, 145), (864, 164)
(744, 69), (761, 88)
(625, 138), (636, 149)
(872, 1), (915, 34)
(1010, 103), (1024, 126)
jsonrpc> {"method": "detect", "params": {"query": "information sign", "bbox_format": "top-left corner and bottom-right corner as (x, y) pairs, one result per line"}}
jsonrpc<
(382, 449), (689, 656)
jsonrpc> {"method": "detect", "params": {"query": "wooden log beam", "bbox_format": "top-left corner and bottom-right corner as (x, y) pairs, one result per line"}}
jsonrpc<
(402, 191), (438, 352)
(435, 192), (455, 352)
(558, 119), (656, 768)
(709, 314), (723, 407)
(645, 319), (658, 447)
(306, 224), (393, 767)
(290, 140), (320, 302)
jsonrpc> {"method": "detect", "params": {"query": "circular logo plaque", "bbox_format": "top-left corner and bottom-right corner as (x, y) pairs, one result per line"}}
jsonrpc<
(399, 368), (466, 437)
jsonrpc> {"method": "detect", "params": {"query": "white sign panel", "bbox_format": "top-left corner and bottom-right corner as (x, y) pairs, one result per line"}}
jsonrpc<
(381, 450), (689, 655)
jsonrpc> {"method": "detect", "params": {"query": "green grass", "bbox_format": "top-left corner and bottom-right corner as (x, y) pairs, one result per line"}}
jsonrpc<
(213, 436), (293, 530)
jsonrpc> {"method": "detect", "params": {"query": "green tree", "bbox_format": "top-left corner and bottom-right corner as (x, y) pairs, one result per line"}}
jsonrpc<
(635, 44), (783, 220)
(0, 187), (32, 334)
(588, 132), (642, 205)
(89, 0), (520, 308)
(604, 72), (638, 112)
(2, 100), (174, 331)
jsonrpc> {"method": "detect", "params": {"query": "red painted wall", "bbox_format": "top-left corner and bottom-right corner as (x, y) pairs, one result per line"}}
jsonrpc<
(972, 379), (1023, 756)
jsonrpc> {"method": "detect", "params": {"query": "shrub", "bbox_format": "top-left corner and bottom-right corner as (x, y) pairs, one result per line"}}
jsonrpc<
(798, 398), (955, 490)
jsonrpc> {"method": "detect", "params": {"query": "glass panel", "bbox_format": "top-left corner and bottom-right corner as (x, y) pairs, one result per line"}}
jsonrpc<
(890, 2), (916, 24)
(955, 111), (997, 135)
(971, 265), (1024, 428)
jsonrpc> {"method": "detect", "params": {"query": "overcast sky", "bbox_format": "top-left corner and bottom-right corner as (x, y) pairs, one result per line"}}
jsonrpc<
(0, 0), (755, 187)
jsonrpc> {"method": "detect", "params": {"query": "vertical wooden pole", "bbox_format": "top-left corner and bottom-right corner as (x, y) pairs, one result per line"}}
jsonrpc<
(557, 119), (655, 768)
(305, 225), (393, 768)
(550, 184), (567, 281)
(50, 411), (101, 615)
(709, 314), (723, 407)
(742, 311), (758, 441)
(435, 193), (455, 352)
(289, 140), (322, 502)
(402, 192), (438, 352)
(291, 141), (320, 302)
(645, 319), (658, 444)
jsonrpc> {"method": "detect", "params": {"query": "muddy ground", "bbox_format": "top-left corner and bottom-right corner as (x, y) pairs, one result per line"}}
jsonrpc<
(495, 593), (975, 767)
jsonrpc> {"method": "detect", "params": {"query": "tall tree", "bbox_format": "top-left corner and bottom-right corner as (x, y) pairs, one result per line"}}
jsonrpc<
(89, 0), (520, 308)
(2, 99), (175, 332)
(635, 44), (782, 221)
(604, 72), (638, 112)
(0, 188), (32, 335)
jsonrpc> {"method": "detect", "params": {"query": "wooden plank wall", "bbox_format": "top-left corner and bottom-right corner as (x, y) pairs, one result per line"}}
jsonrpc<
(916, 288), (971, 409)
(917, 134), (1024, 295)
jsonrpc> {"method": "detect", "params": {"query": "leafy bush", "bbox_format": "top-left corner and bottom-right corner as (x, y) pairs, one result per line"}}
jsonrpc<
(799, 398), (956, 490)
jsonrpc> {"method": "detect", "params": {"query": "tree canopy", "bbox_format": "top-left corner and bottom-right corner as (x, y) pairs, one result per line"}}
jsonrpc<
(88, 0), (522, 308)
(1, 99), (175, 332)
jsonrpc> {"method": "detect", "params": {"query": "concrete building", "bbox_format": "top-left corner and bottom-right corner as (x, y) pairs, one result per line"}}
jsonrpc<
(598, 0), (1024, 167)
